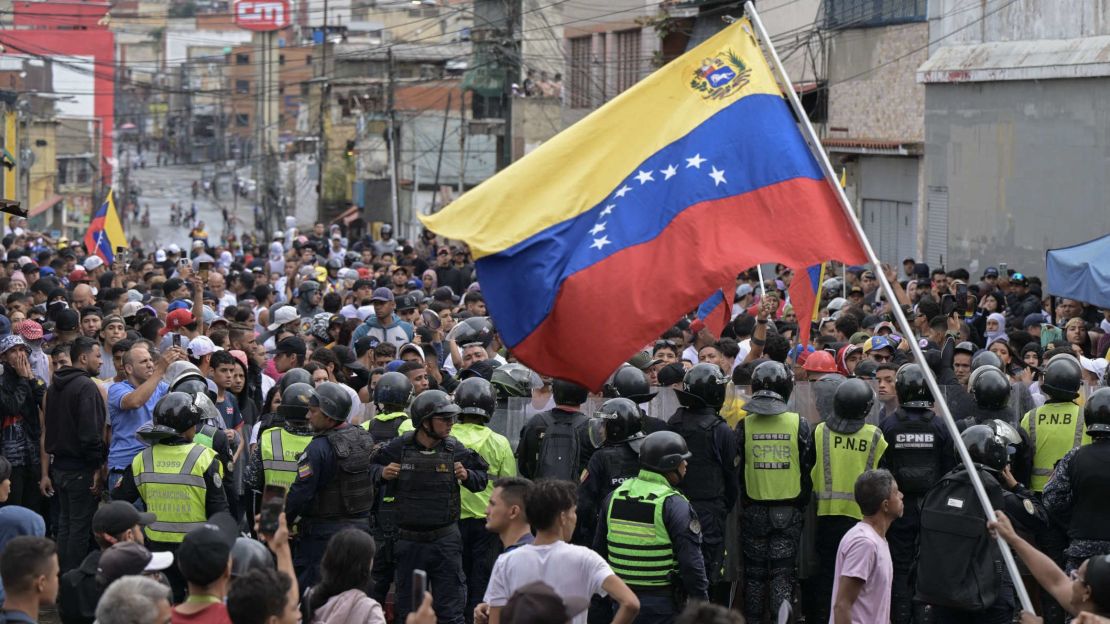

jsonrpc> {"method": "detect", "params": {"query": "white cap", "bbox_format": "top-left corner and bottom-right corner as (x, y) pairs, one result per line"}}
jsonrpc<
(155, 249), (167, 262)
(83, 256), (105, 271)
(187, 335), (222, 357)
(167, 244), (181, 254)
(192, 239), (205, 249)
(356, 305), (375, 322)
(121, 301), (144, 319)
(145, 551), (175, 572)
(827, 297), (848, 312)
(273, 230), (285, 240)
(267, 306), (299, 331)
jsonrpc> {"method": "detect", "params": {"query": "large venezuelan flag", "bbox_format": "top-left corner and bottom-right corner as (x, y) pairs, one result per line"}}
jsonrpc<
(84, 189), (127, 264)
(422, 19), (867, 388)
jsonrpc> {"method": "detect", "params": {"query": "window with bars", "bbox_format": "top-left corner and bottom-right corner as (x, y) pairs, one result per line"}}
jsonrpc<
(825, 0), (926, 29)
(614, 29), (641, 94)
(568, 36), (591, 109)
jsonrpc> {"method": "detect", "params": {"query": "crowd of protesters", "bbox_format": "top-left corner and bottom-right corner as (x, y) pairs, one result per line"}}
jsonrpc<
(0, 213), (1105, 624)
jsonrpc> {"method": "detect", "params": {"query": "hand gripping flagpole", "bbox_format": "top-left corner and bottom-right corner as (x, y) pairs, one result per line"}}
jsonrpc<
(744, 2), (1034, 613)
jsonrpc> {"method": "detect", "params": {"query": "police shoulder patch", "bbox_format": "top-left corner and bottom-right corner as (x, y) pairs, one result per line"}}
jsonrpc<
(1023, 498), (1035, 515)
(212, 472), (222, 489)
(733, 456), (741, 467)
(689, 515), (702, 535)
(298, 463), (313, 480)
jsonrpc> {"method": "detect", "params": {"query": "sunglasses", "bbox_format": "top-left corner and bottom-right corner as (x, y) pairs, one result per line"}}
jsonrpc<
(437, 250), (450, 256)
(654, 339), (678, 350)
(871, 353), (892, 362)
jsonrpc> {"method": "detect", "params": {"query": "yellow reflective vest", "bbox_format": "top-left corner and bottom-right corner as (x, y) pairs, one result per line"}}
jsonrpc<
(260, 427), (313, 490)
(1021, 402), (1090, 491)
(810, 422), (887, 519)
(743, 411), (802, 501)
(132, 442), (222, 543)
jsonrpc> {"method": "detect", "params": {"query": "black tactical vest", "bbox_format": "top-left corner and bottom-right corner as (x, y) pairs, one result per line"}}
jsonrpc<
(370, 417), (406, 446)
(600, 443), (642, 495)
(396, 436), (461, 530)
(671, 408), (723, 501)
(1066, 441), (1110, 541)
(307, 426), (376, 520)
(885, 408), (943, 495)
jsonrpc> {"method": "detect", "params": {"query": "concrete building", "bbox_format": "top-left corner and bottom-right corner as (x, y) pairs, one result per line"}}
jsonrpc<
(918, 0), (1110, 275)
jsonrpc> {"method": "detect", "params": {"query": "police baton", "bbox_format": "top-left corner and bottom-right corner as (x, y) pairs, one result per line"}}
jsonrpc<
(745, 1), (1034, 613)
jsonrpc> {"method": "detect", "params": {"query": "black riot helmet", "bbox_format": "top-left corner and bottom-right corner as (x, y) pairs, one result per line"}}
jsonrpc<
(410, 389), (461, 430)
(552, 378), (589, 406)
(1085, 388), (1110, 436)
(589, 398), (643, 447)
(309, 382), (352, 421)
(152, 391), (203, 434)
(895, 364), (933, 409)
(639, 431), (692, 474)
(230, 538), (273, 578)
(853, 359), (879, 380)
(277, 382), (314, 422)
(455, 377), (497, 421)
(445, 316), (495, 348)
(374, 372), (414, 410)
(969, 366), (1011, 411)
(970, 350), (1003, 373)
(604, 366), (655, 403)
(960, 424), (1009, 472)
(279, 368), (312, 393)
(169, 372), (210, 398)
(676, 363), (729, 410)
(745, 360), (793, 416)
(1041, 355), (1082, 402)
(827, 379), (874, 434)
(490, 363), (534, 399)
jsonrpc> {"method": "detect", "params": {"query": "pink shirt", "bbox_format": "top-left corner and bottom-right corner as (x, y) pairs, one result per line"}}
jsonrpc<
(830, 521), (892, 623)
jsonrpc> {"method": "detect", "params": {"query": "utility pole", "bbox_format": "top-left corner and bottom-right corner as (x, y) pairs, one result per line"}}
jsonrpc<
(315, 0), (329, 221)
(428, 91), (452, 213)
(457, 87), (466, 194)
(387, 47), (400, 232)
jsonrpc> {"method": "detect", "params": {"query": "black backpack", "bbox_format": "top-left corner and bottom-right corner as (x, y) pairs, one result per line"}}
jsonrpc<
(914, 467), (1005, 611)
(534, 410), (588, 481)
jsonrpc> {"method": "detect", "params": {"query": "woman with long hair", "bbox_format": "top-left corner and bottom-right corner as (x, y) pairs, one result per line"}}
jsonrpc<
(1065, 317), (1094, 358)
(308, 529), (386, 624)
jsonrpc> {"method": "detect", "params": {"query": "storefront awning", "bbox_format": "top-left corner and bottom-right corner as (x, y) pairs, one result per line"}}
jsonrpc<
(29, 194), (63, 218)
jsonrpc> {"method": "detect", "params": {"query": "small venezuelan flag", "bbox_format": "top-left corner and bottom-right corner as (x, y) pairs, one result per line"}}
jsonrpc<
(84, 189), (127, 264)
(422, 19), (867, 388)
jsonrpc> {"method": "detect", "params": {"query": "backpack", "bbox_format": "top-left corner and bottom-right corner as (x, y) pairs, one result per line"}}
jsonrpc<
(534, 411), (587, 481)
(914, 467), (1004, 611)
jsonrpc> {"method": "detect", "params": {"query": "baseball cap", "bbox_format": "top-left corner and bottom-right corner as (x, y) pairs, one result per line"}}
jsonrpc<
(121, 301), (144, 319)
(1023, 313), (1044, 329)
(93, 500), (156, 536)
(56, 309), (80, 332)
(863, 336), (895, 354)
(103, 314), (126, 328)
(370, 287), (394, 303)
(396, 294), (416, 312)
(827, 297), (848, 312)
(83, 256), (105, 272)
(503, 581), (589, 624)
(188, 336), (222, 357)
(161, 309), (196, 336)
(735, 283), (754, 298)
(458, 359), (497, 381)
(874, 321), (897, 335)
(97, 542), (174, 587)
(1011, 272), (1029, 286)
(432, 286), (457, 303)
(353, 335), (379, 358)
(192, 239), (205, 249)
(155, 249), (167, 262)
(177, 512), (239, 586)
(656, 362), (686, 386)
(845, 265), (865, 275)
(67, 269), (89, 283)
(848, 331), (871, 345)
(267, 305), (298, 331)
(627, 351), (663, 371)
(275, 336), (307, 357)
(167, 243), (181, 254)
(17, 319), (42, 342)
(983, 267), (999, 278)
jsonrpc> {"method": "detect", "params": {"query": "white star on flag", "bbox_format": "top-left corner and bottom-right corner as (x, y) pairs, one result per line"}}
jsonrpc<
(634, 170), (654, 184)
(590, 235), (611, 250)
(614, 185), (632, 198)
(661, 165), (678, 180)
(600, 204), (615, 217)
(686, 154), (706, 169)
(709, 166), (727, 186)
(589, 222), (606, 236)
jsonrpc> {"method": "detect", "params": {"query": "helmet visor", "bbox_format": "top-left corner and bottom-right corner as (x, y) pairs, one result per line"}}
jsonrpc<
(587, 417), (607, 449)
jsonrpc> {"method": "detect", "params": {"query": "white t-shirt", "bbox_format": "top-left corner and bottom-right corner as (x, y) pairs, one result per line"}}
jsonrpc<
(484, 541), (612, 624)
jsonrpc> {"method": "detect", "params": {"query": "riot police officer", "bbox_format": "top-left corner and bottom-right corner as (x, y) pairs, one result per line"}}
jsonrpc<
(253, 367), (312, 434)
(1043, 388), (1110, 574)
(735, 360), (812, 622)
(917, 424), (1047, 623)
(111, 392), (227, 601)
(665, 363), (736, 592)
(251, 383), (315, 491)
(372, 389), (489, 624)
(517, 378), (593, 481)
(1020, 354), (1089, 493)
(878, 363), (955, 624)
(451, 378), (516, 624)
(578, 398), (645, 547)
(365, 371), (415, 604)
(362, 371), (415, 440)
(285, 382), (376, 587)
(960, 365), (1034, 486)
(805, 378), (887, 624)
(605, 365), (665, 433)
(594, 431), (708, 623)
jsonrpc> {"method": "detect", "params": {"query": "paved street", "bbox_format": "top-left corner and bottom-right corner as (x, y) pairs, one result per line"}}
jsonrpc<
(123, 150), (255, 252)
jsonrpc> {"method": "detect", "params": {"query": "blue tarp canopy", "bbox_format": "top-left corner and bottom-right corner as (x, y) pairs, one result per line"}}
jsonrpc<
(1045, 233), (1110, 309)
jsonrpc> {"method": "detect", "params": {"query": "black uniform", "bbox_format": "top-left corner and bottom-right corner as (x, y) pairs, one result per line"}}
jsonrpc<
(668, 405), (738, 586)
(1043, 439), (1110, 573)
(285, 423), (376, 588)
(878, 407), (957, 624)
(576, 439), (641, 547)
(366, 412), (410, 605)
(516, 407), (593, 481)
(371, 432), (488, 624)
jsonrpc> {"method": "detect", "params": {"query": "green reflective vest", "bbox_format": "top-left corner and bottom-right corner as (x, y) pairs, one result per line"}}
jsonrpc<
(451, 422), (517, 520)
(1021, 402), (1090, 491)
(260, 427), (313, 490)
(605, 470), (681, 589)
(743, 411), (802, 501)
(361, 411), (414, 435)
(811, 422), (886, 519)
(194, 423), (217, 449)
(132, 442), (222, 543)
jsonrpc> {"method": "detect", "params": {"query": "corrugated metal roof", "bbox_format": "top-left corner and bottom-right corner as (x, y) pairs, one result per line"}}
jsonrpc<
(918, 36), (1110, 84)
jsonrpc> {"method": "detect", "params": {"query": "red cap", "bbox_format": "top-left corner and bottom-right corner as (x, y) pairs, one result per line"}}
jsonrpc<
(18, 320), (43, 341)
(68, 269), (89, 283)
(160, 309), (196, 336)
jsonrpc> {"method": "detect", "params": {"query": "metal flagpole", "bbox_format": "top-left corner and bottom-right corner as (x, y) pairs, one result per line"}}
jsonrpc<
(744, 1), (1034, 613)
(756, 264), (768, 299)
